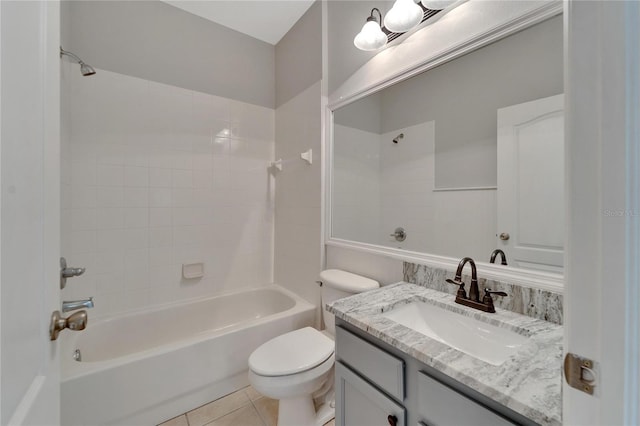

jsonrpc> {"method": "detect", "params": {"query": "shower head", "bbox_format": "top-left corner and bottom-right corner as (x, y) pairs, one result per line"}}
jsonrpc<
(60, 46), (96, 76)
(392, 133), (404, 144)
(79, 63), (96, 76)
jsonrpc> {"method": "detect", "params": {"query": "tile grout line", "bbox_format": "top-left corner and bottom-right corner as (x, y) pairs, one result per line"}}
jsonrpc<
(248, 397), (268, 426)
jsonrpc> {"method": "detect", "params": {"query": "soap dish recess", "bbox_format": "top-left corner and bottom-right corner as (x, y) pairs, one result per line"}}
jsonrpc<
(182, 262), (204, 279)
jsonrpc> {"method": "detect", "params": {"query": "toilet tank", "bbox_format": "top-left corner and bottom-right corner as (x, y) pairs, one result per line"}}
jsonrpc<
(320, 269), (379, 336)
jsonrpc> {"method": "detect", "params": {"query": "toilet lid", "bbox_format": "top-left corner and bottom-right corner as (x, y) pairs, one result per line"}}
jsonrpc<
(249, 327), (334, 377)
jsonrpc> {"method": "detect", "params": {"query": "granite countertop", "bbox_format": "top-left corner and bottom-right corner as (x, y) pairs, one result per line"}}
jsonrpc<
(327, 282), (562, 426)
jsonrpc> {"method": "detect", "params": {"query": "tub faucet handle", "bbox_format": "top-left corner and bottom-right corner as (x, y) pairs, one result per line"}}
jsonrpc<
(60, 257), (86, 289)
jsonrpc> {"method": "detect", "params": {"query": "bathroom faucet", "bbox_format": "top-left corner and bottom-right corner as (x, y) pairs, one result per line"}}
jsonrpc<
(489, 249), (508, 265)
(446, 257), (507, 313)
(62, 297), (94, 313)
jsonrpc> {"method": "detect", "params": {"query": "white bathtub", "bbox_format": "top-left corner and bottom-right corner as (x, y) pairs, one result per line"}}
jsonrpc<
(61, 285), (315, 426)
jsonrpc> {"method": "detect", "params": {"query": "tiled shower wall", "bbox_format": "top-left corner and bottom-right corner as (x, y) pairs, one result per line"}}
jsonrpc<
(61, 63), (275, 318)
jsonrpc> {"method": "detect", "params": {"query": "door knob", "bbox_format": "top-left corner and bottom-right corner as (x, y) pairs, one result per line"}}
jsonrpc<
(49, 310), (87, 341)
(499, 232), (510, 241)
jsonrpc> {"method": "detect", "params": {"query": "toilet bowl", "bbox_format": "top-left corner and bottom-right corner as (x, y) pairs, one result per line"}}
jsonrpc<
(248, 270), (379, 426)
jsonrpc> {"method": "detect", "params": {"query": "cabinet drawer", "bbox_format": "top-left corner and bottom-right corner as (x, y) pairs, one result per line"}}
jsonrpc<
(336, 326), (404, 401)
(417, 371), (518, 426)
(336, 361), (406, 426)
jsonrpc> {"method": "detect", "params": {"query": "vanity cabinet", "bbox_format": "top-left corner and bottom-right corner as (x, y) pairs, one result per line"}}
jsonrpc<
(335, 323), (536, 426)
(335, 323), (406, 425)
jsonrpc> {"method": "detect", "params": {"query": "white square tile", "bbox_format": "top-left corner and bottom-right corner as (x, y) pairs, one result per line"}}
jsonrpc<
(172, 169), (193, 188)
(149, 247), (173, 266)
(71, 186), (97, 209)
(124, 166), (149, 187)
(149, 227), (173, 248)
(70, 230), (96, 254)
(93, 250), (125, 275)
(96, 144), (125, 166)
(71, 209), (97, 231)
(149, 188), (172, 207)
(150, 208), (172, 227)
(95, 208), (124, 229)
(171, 189), (193, 207)
(123, 228), (148, 249)
(124, 188), (149, 207)
(150, 168), (172, 187)
(96, 229), (125, 252)
(171, 151), (193, 170)
(96, 165), (124, 186)
(124, 208), (149, 228)
(96, 187), (124, 208)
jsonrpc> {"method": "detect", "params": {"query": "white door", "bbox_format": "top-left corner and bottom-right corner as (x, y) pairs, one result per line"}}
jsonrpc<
(1, 1), (61, 424)
(564, 1), (640, 425)
(497, 94), (564, 273)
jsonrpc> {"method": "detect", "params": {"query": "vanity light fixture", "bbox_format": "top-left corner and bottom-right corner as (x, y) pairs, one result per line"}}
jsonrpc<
(353, 8), (387, 51)
(354, 2), (448, 52)
(385, 0), (423, 33)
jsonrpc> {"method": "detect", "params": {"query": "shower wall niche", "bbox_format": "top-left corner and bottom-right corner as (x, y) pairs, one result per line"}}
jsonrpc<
(61, 62), (275, 318)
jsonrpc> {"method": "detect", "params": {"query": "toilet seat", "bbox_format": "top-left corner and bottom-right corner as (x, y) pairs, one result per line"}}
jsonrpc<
(249, 327), (334, 377)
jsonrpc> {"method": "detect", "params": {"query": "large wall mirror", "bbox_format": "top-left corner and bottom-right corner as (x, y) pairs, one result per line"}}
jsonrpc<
(330, 13), (564, 277)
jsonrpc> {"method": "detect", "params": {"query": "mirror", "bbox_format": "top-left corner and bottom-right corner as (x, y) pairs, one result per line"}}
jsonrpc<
(331, 15), (564, 274)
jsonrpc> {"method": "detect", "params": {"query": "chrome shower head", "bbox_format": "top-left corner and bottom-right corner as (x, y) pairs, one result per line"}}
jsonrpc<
(80, 62), (96, 76)
(60, 46), (96, 77)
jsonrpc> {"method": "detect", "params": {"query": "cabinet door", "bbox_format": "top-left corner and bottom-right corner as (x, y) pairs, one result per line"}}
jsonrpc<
(336, 362), (406, 426)
(417, 371), (518, 426)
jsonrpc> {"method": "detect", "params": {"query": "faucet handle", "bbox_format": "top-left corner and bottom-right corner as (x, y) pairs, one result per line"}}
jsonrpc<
(482, 288), (507, 312)
(446, 278), (467, 299)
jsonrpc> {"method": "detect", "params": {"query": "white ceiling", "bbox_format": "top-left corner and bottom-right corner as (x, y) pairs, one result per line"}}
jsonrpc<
(164, 1), (315, 45)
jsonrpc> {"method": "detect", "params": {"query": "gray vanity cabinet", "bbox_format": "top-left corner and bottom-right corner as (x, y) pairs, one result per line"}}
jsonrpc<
(335, 323), (537, 426)
(417, 371), (517, 426)
(336, 362), (406, 426)
(335, 324), (406, 426)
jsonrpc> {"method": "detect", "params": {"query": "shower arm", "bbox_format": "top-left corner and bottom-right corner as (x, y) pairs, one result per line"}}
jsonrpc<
(60, 47), (86, 65)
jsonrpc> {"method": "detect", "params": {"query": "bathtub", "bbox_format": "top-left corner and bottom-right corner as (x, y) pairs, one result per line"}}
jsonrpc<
(60, 285), (315, 426)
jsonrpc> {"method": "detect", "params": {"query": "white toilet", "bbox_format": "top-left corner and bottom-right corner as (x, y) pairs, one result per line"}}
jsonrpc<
(248, 269), (379, 426)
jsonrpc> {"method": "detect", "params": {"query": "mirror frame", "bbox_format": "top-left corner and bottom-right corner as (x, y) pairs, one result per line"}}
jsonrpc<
(325, 0), (564, 292)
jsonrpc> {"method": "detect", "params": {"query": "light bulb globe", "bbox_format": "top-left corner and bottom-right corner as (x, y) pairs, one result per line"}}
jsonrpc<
(421, 0), (456, 10)
(354, 20), (387, 51)
(384, 0), (423, 33)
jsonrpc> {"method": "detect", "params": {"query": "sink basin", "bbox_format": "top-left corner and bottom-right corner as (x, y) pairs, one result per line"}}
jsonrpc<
(381, 301), (531, 366)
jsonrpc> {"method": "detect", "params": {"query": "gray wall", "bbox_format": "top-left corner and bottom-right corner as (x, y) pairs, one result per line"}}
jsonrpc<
(61, 0), (275, 108)
(273, 1), (323, 324)
(327, 0), (393, 95)
(275, 1), (322, 108)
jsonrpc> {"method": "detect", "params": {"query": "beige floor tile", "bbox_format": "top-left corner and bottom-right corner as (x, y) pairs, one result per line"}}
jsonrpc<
(244, 385), (262, 401)
(157, 414), (189, 426)
(323, 419), (336, 426)
(205, 405), (265, 426)
(187, 389), (251, 426)
(252, 397), (278, 426)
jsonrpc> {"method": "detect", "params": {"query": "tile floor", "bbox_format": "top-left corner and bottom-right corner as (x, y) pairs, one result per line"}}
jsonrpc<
(158, 386), (336, 426)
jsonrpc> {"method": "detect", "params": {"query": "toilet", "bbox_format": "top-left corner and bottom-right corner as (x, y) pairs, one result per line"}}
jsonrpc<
(248, 269), (379, 426)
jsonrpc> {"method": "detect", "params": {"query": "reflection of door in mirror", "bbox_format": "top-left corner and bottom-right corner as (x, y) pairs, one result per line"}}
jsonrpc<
(497, 94), (564, 273)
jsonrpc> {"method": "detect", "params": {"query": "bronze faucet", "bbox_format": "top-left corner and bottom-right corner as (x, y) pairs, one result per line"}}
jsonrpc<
(489, 249), (508, 265)
(446, 257), (507, 313)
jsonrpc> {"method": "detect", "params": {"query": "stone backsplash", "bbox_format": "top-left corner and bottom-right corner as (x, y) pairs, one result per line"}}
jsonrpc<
(403, 262), (563, 324)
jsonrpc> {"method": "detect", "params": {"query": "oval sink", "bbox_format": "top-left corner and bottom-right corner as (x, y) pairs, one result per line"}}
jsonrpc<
(381, 301), (532, 366)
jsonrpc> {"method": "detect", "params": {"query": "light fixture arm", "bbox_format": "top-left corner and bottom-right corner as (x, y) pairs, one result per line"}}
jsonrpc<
(369, 7), (383, 25)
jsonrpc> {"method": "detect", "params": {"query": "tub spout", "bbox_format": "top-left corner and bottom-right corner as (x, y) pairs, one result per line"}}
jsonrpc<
(62, 297), (94, 313)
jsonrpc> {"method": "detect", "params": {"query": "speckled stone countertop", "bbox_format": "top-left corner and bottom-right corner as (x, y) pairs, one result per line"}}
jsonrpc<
(327, 282), (562, 426)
